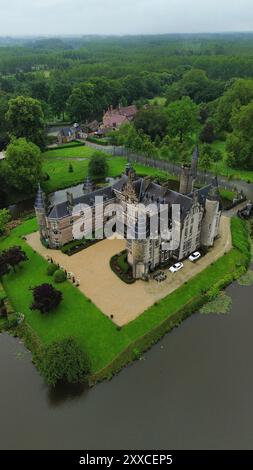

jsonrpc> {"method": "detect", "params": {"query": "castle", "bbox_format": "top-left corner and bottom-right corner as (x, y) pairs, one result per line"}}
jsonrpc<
(35, 147), (222, 280)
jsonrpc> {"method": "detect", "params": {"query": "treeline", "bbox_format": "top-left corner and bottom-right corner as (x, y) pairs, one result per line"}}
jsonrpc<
(1, 35), (253, 170)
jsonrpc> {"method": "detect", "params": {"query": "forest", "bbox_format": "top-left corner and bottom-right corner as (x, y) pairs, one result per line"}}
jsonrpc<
(1, 33), (253, 207)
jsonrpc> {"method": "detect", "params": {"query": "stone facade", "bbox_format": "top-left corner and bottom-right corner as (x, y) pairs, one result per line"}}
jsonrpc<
(35, 148), (222, 279)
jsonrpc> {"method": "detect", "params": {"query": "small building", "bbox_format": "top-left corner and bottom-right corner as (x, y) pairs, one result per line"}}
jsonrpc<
(57, 123), (87, 143)
(57, 127), (76, 144)
(103, 105), (138, 129)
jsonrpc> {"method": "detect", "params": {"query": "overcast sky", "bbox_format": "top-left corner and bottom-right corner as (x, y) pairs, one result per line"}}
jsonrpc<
(0, 0), (253, 36)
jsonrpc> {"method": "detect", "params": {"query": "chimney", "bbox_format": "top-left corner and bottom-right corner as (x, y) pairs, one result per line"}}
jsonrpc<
(66, 191), (74, 208)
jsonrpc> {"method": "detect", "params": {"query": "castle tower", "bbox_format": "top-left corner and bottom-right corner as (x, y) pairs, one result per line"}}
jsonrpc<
(128, 216), (151, 279)
(35, 184), (48, 242)
(201, 177), (221, 247)
(179, 164), (193, 195)
(125, 161), (136, 179)
(179, 145), (199, 195)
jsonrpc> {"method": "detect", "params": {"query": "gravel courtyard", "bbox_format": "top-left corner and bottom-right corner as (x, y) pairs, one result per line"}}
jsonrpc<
(26, 215), (231, 326)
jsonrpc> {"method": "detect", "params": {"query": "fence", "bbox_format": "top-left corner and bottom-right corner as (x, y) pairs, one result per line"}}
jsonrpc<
(85, 141), (252, 196)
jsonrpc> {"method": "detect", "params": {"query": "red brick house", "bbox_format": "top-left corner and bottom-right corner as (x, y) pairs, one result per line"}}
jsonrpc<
(103, 105), (138, 129)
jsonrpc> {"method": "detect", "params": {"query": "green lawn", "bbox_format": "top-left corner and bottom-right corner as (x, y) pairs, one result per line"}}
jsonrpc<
(0, 216), (249, 379)
(43, 145), (95, 159)
(42, 146), (176, 193)
(0, 219), (130, 372)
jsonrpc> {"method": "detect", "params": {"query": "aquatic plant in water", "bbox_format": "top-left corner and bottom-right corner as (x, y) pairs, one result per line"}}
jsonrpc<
(200, 292), (232, 315)
(238, 270), (253, 286)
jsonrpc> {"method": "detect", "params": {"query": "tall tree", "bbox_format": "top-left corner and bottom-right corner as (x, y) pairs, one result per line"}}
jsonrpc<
(50, 81), (71, 119)
(37, 338), (90, 386)
(6, 96), (46, 148)
(3, 138), (42, 192)
(67, 83), (95, 122)
(166, 97), (199, 143)
(2, 246), (28, 272)
(133, 106), (168, 140)
(88, 152), (109, 181)
(226, 101), (253, 169)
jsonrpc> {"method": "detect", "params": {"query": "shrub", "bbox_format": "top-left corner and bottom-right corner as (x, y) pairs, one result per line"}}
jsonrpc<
(37, 337), (90, 386)
(6, 312), (20, 329)
(46, 263), (58, 276)
(53, 269), (67, 283)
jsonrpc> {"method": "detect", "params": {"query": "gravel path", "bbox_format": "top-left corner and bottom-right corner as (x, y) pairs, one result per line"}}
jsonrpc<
(26, 215), (231, 326)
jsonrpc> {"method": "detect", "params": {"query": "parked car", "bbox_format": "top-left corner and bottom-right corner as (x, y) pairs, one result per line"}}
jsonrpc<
(169, 262), (184, 273)
(188, 251), (201, 262)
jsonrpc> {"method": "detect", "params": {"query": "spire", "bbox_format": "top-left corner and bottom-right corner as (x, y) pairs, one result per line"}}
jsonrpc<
(83, 175), (93, 194)
(35, 183), (45, 210)
(192, 145), (199, 162)
(207, 177), (220, 201)
(191, 144), (199, 180)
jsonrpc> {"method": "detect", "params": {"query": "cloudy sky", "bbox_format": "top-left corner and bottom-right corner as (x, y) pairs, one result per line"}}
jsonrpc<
(0, 0), (253, 36)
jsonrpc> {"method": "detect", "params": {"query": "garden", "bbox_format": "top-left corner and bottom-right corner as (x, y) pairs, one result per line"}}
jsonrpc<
(110, 250), (136, 284)
(0, 214), (250, 385)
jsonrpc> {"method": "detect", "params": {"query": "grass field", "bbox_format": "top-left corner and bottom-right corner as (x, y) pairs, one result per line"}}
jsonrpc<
(0, 216), (249, 379)
(42, 146), (177, 193)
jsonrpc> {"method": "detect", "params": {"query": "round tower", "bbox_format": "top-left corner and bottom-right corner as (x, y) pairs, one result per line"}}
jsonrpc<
(35, 184), (48, 242)
(201, 178), (221, 247)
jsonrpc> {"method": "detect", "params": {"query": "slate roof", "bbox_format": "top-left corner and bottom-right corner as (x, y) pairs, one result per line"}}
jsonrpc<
(46, 175), (220, 222)
(59, 127), (75, 137)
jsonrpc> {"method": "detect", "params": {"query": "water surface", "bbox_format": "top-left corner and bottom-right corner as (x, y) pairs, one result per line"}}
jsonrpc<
(0, 280), (253, 450)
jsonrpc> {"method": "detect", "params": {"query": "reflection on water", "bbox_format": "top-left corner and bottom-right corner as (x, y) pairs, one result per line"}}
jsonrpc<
(47, 382), (89, 408)
(1, 275), (253, 450)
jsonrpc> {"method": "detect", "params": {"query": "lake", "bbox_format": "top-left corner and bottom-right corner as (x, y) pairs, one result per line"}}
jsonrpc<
(0, 276), (253, 450)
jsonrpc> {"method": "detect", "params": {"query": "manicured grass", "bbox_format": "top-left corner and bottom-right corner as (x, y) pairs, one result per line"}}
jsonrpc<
(0, 216), (249, 380)
(43, 146), (95, 159)
(43, 158), (90, 192)
(42, 146), (176, 193)
(0, 219), (130, 372)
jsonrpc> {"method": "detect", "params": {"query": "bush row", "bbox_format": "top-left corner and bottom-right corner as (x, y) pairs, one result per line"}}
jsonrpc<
(61, 238), (99, 256)
(86, 136), (110, 146)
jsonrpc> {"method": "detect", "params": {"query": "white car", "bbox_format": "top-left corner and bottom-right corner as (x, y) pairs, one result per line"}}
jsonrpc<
(188, 251), (201, 262)
(169, 262), (184, 273)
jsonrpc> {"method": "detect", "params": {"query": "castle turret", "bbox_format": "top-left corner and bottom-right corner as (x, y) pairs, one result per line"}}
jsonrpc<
(179, 164), (193, 195)
(201, 177), (221, 247)
(35, 184), (48, 242)
(179, 145), (199, 195)
(125, 161), (136, 179)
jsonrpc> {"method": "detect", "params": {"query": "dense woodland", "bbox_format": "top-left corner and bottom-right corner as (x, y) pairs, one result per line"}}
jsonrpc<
(1, 34), (253, 206)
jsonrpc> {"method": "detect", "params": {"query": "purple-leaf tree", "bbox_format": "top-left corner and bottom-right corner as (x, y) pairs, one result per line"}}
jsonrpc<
(30, 283), (63, 314)
(3, 246), (28, 272)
